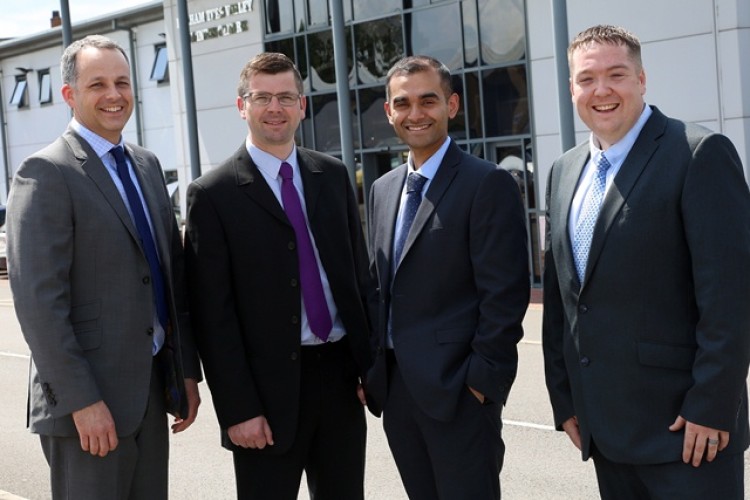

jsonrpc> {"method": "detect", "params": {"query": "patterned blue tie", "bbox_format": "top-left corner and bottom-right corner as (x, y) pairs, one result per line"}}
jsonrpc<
(111, 146), (169, 333)
(572, 154), (612, 283)
(393, 172), (427, 271)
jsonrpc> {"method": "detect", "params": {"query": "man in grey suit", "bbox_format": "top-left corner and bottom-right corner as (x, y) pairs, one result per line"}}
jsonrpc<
(366, 55), (530, 499)
(543, 25), (750, 499)
(6, 35), (201, 499)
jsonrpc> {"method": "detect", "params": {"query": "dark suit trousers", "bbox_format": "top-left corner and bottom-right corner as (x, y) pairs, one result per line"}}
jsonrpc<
(233, 339), (366, 500)
(592, 444), (744, 500)
(383, 353), (504, 500)
(41, 359), (169, 500)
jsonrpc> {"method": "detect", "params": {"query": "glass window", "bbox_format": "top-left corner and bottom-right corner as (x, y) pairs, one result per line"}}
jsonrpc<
(10, 78), (27, 107)
(308, 0), (327, 27)
(308, 29), (353, 91)
(358, 87), (394, 148)
(266, 0), (294, 34)
(405, 3), (462, 70)
(354, 16), (403, 84)
(481, 64), (529, 137)
(404, 0), (430, 7)
(449, 75), (465, 140)
(462, 0), (479, 67)
(478, 0), (525, 64)
(312, 93), (341, 150)
(294, 0), (305, 31)
(353, 0), (399, 20)
(464, 71), (482, 138)
(265, 37), (295, 59)
(150, 45), (169, 83)
(38, 70), (52, 104)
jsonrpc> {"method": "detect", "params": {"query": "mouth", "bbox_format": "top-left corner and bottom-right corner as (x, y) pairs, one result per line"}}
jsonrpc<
(101, 105), (124, 114)
(404, 123), (430, 131)
(593, 103), (618, 112)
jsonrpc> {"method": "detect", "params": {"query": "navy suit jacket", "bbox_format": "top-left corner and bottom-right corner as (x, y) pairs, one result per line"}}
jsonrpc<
(366, 140), (530, 421)
(543, 106), (750, 463)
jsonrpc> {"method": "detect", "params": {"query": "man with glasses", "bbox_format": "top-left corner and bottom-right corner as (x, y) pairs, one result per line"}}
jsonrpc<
(184, 52), (374, 499)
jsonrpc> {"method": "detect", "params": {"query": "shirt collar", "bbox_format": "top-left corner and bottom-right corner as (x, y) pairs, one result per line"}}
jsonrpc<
(588, 104), (652, 166)
(407, 136), (452, 180)
(246, 139), (298, 179)
(70, 118), (124, 159)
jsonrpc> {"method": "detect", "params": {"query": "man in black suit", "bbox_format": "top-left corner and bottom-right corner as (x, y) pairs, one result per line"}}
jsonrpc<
(184, 53), (373, 499)
(543, 25), (750, 499)
(366, 55), (530, 499)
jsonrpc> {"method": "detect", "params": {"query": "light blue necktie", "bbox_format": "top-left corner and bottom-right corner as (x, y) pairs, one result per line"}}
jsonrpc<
(572, 154), (612, 283)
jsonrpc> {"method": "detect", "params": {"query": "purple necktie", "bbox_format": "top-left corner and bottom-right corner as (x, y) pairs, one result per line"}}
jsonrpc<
(279, 162), (332, 341)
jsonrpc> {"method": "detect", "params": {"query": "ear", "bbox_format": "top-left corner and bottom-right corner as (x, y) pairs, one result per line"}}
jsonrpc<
(384, 101), (395, 125)
(237, 96), (246, 117)
(298, 95), (307, 120)
(639, 69), (647, 96)
(61, 84), (74, 108)
(447, 92), (459, 119)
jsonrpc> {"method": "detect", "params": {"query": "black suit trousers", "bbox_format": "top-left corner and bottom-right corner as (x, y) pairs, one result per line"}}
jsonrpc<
(232, 339), (366, 500)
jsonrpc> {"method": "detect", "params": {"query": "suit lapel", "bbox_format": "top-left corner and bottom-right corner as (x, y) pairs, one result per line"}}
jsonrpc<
(378, 164), (407, 280)
(66, 130), (141, 246)
(297, 148), (324, 224)
(398, 142), (460, 267)
(232, 144), (289, 225)
(584, 107), (667, 284)
(557, 144), (590, 287)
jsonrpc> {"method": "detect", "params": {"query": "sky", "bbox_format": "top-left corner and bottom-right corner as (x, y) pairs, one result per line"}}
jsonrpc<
(0, 1), (152, 39)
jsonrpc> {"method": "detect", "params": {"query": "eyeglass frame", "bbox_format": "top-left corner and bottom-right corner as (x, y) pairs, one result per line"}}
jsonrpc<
(242, 92), (302, 107)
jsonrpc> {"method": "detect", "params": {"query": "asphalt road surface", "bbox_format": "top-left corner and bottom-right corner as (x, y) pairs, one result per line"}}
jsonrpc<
(0, 276), (747, 499)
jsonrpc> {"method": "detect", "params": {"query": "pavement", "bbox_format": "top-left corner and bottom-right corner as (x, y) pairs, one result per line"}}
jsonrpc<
(0, 275), (747, 499)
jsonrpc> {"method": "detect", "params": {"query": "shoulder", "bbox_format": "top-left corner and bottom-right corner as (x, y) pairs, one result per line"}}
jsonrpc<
(191, 144), (248, 189)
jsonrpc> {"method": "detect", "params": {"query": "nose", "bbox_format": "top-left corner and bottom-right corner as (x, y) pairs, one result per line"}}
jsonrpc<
(266, 95), (284, 110)
(593, 78), (612, 97)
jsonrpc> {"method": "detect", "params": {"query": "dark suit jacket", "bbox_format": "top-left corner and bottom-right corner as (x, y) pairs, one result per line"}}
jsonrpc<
(184, 144), (373, 453)
(7, 127), (200, 437)
(366, 140), (530, 421)
(543, 106), (750, 464)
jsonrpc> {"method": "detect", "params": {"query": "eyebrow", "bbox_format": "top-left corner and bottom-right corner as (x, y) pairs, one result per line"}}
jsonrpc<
(393, 92), (441, 103)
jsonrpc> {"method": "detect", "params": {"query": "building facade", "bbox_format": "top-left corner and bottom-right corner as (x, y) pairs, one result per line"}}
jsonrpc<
(1, 0), (748, 286)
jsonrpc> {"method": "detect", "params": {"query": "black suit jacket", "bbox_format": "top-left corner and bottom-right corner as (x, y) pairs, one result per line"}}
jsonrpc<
(184, 144), (373, 453)
(543, 107), (750, 463)
(366, 140), (530, 421)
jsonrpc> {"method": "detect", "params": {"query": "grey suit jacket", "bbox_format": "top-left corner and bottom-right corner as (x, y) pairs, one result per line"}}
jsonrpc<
(7, 127), (199, 437)
(366, 140), (530, 421)
(543, 106), (750, 463)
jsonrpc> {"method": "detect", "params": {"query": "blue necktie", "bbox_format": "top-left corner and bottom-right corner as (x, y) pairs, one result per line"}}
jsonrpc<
(111, 146), (169, 332)
(393, 172), (427, 271)
(279, 162), (332, 341)
(572, 154), (612, 283)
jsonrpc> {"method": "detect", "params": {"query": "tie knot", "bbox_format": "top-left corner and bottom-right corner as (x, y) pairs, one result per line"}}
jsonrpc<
(279, 162), (293, 181)
(596, 154), (612, 172)
(110, 146), (127, 164)
(406, 172), (427, 194)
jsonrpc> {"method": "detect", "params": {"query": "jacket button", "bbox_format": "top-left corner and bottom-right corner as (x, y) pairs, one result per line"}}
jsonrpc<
(143, 276), (151, 284)
(147, 327), (154, 336)
(290, 352), (298, 361)
(291, 315), (299, 324)
(288, 242), (296, 250)
(376, 346), (383, 355)
(580, 356), (590, 367)
(290, 278), (298, 287)
(578, 304), (588, 314)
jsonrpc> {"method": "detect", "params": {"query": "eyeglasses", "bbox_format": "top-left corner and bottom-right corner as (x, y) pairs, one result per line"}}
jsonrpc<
(242, 92), (301, 107)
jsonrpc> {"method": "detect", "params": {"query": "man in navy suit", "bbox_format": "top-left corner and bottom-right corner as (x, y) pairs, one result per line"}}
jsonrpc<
(543, 25), (750, 499)
(366, 55), (530, 499)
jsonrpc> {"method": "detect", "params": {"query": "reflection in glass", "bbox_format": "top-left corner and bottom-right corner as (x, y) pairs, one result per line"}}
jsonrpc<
(478, 0), (525, 64)
(266, 0), (294, 34)
(462, 0), (478, 67)
(354, 16), (403, 84)
(464, 71), (482, 138)
(265, 38), (295, 60)
(308, 0), (327, 27)
(353, 0), (399, 20)
(449, 75), (465, 139)
(294, 0), (305, 31)
(308, 29), (353, 91)
(312, 93), (342, 150)
(482, 65), (528, 137)
(359, 87), (396, 148)
(295, 36), (309, 93)
(405, 3), (462, 70)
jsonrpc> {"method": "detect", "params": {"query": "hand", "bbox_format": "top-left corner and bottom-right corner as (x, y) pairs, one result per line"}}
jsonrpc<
(172, 378), (201, 433)
(561, 416), (582, 450)
(356, 383), (367, 406)
(468, 386), (485, 404)
(669, 415), (729, 467)
(72, 400), (118, 457)
(227, 416), (274, 449)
